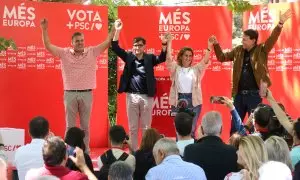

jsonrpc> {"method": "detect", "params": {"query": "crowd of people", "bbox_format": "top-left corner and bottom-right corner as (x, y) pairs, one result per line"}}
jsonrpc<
(1, 7), (299, 180)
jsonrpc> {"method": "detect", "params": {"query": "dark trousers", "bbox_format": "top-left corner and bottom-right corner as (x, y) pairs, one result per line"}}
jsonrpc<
(230, 91), (262, 135)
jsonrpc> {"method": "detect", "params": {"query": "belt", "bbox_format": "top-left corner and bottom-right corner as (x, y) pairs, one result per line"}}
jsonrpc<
(239, 90), (259, 95)
(65, 89), (92, 92)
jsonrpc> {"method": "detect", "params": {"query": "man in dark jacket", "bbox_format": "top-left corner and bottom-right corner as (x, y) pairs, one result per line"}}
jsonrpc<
(184, 111), (238, 180)
(111, 19), (167, 151)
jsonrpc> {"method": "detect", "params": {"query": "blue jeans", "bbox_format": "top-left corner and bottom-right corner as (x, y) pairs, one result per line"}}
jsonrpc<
(231, 91), (262, 135)
(172, 93), (202, 138)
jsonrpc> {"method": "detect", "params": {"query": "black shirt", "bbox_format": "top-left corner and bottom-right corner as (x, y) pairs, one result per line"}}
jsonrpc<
(238, 47), (259, 91)
(127, 58), (148, 94)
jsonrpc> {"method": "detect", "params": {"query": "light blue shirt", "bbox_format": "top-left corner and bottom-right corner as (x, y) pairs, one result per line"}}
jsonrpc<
(146, 154), (207, 180)
(290, 146), (300, 169)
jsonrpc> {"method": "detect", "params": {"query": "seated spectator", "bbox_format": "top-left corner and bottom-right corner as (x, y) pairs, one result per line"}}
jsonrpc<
(265, 90), (300, 169)
(225, 136), (268, 180)
(174, 112), (194, 156)
(25, 136), (96, 180)
(97, 125), (135, 180)
(109, 161), (133, 180)
(265, 136), (292, 170)
(133, 128), (161, 180)
(228, 133), (242, 149)
(146, 138), (206, 180)
(14, 116), (50, 180)
(259, 161), (292, 180)
(184, 111), (238, 180)
(0, 158), (7, 180)
(65, 127), (94, 173)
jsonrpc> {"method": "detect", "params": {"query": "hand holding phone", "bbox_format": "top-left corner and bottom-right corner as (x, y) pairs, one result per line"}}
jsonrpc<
(210, 96), (225, 104)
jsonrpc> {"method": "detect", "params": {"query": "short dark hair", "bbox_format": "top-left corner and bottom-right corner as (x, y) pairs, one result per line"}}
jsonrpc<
(29, 116), (49, 139)
(174, 112), (193, 136)
(42, 136), (66, 166)
(65, 127), (85, 151)
(133, 37), (146, 45)
(72, 32), (83, 40)
(109, 125), (127, 145)
(243, 29), (259, 44)
(294, 118), (300, 140)
(108, 161), (133, 180)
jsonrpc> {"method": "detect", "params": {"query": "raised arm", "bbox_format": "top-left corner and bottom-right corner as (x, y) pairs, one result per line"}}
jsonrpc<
(40, 19), (63, 57)
(264, 9), (292, 53)
(92, 25), (115, 56)
(194, 37), (213, 72)
(111, 19), (128, 61)
(165, 32), (176, 72)
(152, 34), (168, 66)
(266, 89), (293, 135)
(210, 35), (235, 62)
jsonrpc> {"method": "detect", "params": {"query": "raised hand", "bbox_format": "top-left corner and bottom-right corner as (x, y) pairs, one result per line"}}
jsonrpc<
(40, 18), (48, 30)
(209, 35), (218, 45)
(114, 19), (123, 31)
(279, 9), (292, 24)
(221, 96), (235, 110)
(162, 32), (172, 44)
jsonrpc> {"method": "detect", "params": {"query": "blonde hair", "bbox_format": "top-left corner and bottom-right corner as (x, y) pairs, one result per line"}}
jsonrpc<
(239, 136), (268, 180)
(264, 136), (292, 171)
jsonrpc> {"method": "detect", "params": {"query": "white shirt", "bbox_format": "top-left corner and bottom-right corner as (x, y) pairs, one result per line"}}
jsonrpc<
(14, 139), (45, 180)
(177, 139), (194, 157)
(178, 67), (194, 93)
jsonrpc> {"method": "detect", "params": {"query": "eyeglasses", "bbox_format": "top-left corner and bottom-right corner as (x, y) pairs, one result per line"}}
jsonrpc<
(133, 44), (144, 47)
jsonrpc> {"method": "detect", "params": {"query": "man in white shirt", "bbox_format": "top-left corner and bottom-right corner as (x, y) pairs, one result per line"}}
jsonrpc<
(175, 112), (195, 157)
(14, 116), (50, 180)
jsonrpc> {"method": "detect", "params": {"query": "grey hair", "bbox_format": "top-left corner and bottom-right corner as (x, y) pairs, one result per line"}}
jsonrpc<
(153, 138), (179, 156)
(108, 161), (133, 180)
(201, 111), (222, 136)
(258, 161), (292, 180)
(264, 136), (293, 170)
(36, 176), (60, 180)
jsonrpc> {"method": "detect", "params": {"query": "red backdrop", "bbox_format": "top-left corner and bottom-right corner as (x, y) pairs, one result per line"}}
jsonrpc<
(0, 0), (109, 147)
(243, 2), (300, 122)
(116, 6), (233, 141)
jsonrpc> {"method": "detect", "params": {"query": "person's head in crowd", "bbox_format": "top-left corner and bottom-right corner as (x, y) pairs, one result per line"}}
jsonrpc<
(29, 116), (49, 139)
(71, 32), (85, 53)
(65, 127), (86, 152)
(35, 175), (60, 180)
(175, 112), (193, 138)
(293, 118), (300, 143)
(42, 136), (67, 167)
(177, 47), (194, 68)
(108, 161), (133, 180)
(139, 128), (161, 151)
(242, 29), (258, 50)
(152, 138), (179, 165)
(265, 136), (292, 171)
(0, 158), (7, 180)
(109, 125), (128, 147)
(237, 136), (268, 180)
(229, 133), (242, 149)
(201, 111), (222, 137)
(258, 161), (292, 180)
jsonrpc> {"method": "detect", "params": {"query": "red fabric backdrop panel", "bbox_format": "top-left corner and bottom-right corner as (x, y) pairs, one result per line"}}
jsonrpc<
(0, 0), (108, 147)
(243, 2), (300, 121)
(117, 6), (233, 140)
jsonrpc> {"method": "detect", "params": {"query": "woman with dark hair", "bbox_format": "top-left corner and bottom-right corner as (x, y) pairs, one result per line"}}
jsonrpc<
(165, 33), (213, 137)
(65, 127), (94, 173)
(133, 128), (161, 180)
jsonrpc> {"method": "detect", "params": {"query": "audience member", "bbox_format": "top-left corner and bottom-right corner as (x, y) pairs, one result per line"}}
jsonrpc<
(109, 161), (133, 180)
(265, 136), (292, 170)
(146, 138), (206, 180)
(25, 136), (96, 180)
(133, 128), (161, 180)
(259, 161), (292, 180)
(65, 127), (94, 173)
(174, 112), (194, 156)
(228, 133), (242, 149)
(14, 116), (50, 180)
(184, 111), (238, 180)
(97, 125), (135, 180)
(225, 136), (268, 180)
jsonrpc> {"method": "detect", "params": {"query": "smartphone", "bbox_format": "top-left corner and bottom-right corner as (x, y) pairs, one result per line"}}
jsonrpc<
(210, 96), (225, 104)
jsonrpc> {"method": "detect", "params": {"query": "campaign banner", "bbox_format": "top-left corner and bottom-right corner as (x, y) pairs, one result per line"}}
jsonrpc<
(0, 0), (109, 147)
(117, 6), (233, 139)
(243, 2), (300, 121)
